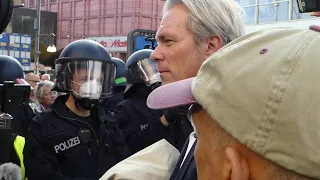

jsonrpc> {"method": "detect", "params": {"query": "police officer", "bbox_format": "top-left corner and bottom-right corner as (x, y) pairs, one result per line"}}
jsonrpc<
(10, 81), (42, 137)
(0, 55), (27, 180)
(100, 57), (126, 114)
(24, 39), (130, 179)
(113, 49), (169, 154)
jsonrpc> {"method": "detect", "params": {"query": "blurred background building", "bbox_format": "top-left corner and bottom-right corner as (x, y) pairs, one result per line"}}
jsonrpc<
(5, 0), (319, 71)
(235, 0), (320, 33)
(21, 0), (165, 59)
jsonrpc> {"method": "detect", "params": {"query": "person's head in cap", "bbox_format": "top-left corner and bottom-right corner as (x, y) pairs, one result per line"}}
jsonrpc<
(151, 0), (245, 84)
(147, 26), (320, 179)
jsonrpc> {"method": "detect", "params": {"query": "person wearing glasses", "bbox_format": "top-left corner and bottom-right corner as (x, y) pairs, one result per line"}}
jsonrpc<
(11, 74), (43, 137)
(24, 73), (40, 88)
(24, 72), (41, 112)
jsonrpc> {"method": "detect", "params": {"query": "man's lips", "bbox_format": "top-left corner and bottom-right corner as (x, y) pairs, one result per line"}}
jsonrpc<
(159, 69), (169, 73)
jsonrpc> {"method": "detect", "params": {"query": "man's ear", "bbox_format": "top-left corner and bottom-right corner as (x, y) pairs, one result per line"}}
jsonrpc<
(205, 35), (222, 59)
(223, 146), (249, 180)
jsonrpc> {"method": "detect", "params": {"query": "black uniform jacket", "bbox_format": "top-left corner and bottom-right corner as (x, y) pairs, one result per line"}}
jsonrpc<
(24, 95), (130, 180)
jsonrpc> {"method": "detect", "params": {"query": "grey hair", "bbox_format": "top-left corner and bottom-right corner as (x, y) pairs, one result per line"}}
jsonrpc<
(163, 0), (246, 45)
(34, 80), (54, 102)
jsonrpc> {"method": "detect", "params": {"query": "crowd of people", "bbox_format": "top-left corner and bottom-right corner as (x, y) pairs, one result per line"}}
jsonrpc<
(0, 0), (320, 179)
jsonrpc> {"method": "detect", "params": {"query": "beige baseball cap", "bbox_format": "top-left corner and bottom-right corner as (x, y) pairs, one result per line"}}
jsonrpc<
(147, 26), (320, 178)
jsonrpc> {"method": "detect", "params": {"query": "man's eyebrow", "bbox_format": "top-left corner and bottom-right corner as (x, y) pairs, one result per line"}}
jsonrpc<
(155, 35), (165, 41)
(155, 33), (174, 41)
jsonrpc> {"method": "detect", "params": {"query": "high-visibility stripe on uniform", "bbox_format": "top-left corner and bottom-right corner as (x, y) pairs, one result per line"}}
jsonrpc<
(14, 136), (25, 180)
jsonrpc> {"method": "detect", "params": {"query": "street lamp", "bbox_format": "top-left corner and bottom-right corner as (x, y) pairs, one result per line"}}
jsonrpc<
(47, 44), (56, 53)
(34, 0), (41, 75)
(34, 33), (56, 74)
(13, 4), (25, 8)
(43, 33), (56, 53)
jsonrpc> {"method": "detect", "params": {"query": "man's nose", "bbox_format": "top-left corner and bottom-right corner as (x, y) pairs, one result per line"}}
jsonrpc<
(151, 46), (164, 62)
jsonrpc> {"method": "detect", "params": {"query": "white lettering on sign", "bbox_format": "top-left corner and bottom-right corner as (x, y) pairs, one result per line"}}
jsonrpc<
(88, 36), (127, 52)
(54, 136), (81, 153)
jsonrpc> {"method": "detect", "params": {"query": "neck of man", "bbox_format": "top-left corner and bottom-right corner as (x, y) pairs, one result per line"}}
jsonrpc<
(65, 94), (90, 117)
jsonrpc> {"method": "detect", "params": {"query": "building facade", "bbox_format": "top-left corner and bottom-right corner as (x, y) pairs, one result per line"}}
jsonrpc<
(4, 0), (57, 71)
(18, 0), (318, 59)
(237, 0), (320, 33)
(7, 0), (57, 45)
(22, 0), (165, 59)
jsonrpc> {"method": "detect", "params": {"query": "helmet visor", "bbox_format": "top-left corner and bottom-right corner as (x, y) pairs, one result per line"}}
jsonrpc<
(128, 58), (162, 86)
(66, 60), (116, 99)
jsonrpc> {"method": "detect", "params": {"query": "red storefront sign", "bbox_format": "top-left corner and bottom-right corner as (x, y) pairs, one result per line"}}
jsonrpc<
(88, 36), (127, 52)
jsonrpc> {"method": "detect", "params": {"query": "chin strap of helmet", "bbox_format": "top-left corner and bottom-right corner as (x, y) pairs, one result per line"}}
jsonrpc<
(71, 93), (99, 110)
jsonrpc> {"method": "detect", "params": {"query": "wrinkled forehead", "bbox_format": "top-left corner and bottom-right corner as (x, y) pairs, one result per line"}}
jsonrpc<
(156, 5), (190, 40)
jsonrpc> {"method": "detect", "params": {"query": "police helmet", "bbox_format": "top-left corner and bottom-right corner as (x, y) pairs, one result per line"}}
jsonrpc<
(55, 39), (116, 99)
(0, 55), (24, 83)
(125, 49), (161, 87)
(111, 57), (127, 87)
(0, 0), (13, 34)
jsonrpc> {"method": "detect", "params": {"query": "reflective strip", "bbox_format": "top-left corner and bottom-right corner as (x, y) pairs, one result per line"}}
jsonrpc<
(115, 77), (127, 85)
(14, 136), (25, 180)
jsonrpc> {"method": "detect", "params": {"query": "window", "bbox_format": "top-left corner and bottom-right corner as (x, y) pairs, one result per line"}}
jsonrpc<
(258, 1), (289, 23)
(291, 0), (315, 20)
(29, 0), (34, 6)
(236, 0), (315, 24)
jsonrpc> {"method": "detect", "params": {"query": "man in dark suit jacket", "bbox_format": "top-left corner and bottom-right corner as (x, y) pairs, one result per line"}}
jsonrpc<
(149, 0), (245, 178)
(170, 134), (197, 180)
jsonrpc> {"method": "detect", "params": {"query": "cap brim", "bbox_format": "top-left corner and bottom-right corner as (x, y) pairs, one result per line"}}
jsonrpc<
(147, 77), (196, 110)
